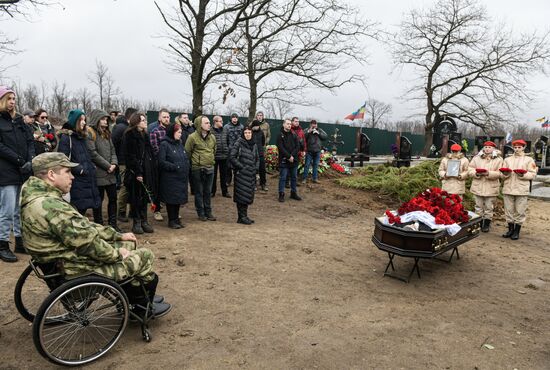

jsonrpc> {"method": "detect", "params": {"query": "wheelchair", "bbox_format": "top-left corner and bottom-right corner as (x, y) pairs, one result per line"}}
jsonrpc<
(14, 259), (156, 366)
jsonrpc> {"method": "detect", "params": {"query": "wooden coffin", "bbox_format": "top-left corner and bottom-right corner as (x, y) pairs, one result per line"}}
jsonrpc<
(372, 215), (482, 258)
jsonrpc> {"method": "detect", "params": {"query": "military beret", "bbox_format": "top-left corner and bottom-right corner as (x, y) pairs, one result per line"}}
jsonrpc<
(483, 141), (496, 148)
(450, 143), (462, 152)
(512, 139), (526, 147)
(32, 152), (79, 173)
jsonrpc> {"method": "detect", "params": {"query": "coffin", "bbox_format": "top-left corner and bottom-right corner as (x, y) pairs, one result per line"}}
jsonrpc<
(372, 215), (482, 257)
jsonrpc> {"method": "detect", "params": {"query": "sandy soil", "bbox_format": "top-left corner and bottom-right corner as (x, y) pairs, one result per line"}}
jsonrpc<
(1, 177), (549, 369)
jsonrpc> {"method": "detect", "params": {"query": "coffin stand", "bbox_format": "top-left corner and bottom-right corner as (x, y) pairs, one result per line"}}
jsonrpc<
(372, 215), (482, 282)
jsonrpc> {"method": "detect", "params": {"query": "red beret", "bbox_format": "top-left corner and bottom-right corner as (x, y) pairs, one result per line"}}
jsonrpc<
(483, 141), (496, 148)
(512, 139), (526, 147)
(450, 144), (462, 151)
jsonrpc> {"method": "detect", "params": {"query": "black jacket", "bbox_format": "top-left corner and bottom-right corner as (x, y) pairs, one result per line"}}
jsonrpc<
(0, 112), (34, 185)
(211, 126), (228, 160)
(250, 120), (266, 156)
(57, 126), (100, 210)
(158, 136), (189, 205)
(230, 136), (259, 205)
(111, 116), (128, 165)
(305, 127), (328, 153)
(180, 124), (195, 146)
(276, 128), (300, 168)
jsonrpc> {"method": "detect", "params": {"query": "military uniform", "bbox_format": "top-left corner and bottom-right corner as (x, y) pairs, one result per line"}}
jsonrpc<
(20, 154), (155, 284)
(500, 142), (538, 239)
(468, 142), (503, 231)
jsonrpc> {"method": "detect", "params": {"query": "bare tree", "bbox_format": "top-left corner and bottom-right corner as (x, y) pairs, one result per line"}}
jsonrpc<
(50, 81), (71, 118)
(74, 87), (94, 114)
(264, 99), (292, 120)
(154, 0), (269, 116)
(223, 0), (374, 121)
(88, 60), (120, 111)
(392, 0), (550, 154)
(365, 98), (392, 128)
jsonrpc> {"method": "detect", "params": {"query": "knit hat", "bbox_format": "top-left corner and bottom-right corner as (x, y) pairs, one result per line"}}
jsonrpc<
(22, 109), (35, 117)
(483, 141), (496, 148)
(450, 144), (462, 152)
(231, 113), (239, 118)
(67, 109), (85, 129)
(0, 86), (15, 100)
(512, 139), (526, 147)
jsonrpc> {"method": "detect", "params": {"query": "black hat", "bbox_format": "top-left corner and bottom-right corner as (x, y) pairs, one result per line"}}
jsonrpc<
(231, 113), (239, 118)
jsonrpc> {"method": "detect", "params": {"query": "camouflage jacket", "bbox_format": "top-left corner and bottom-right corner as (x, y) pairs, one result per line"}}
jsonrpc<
(20, 176), (124, 269)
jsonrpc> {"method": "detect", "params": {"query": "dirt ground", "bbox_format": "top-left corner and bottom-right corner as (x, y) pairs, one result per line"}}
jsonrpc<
(1, 176), (549, 369)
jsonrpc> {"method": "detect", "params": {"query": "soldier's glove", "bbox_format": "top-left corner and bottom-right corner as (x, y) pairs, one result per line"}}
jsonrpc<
(20, 161), (32, 176)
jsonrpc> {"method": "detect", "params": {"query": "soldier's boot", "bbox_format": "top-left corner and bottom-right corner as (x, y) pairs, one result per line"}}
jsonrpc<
(14, 237), (27, 254)
(0, 240), (17, 262)
(290, 191), (302, 201)
(127, 275), (171, 320)
(278, 192), (285, 203)
(132, 218), (144, 234)
(502, 223), (514, 238)
(481, 219), (491, 233)
(511, 224), (521, 240)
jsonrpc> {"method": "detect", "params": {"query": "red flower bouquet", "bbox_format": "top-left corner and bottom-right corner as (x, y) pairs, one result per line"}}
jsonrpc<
(513, 169), (527, 175)
(330, 162), (346, 173)
(45, 133), (55, 141)
(499, 167), (512, 173)
(475, 168), (487, 174)
(397, 187), (469, 225)
(385, 210), (401, 224)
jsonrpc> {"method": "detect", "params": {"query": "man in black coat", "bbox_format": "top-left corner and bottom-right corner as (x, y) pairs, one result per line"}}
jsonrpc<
(276, 119), (302, 202)
(0, 86), (35, 261)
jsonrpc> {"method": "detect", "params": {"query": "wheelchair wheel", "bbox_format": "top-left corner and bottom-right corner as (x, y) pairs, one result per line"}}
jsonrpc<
(14, 265), (50, 322)
(32, 275), (129, 366)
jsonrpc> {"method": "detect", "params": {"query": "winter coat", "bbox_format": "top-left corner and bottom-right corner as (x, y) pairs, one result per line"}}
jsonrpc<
(86, 109), (118, 187)
(276, 127), (300, 168)
(223, 121), (243, 151)
(111, 116), (128, 165)
(57, 126), (101, 210)
(501, 152), (538, 196)
(229, 136), (259, 205)
(468, 154), (503, 197)
(158, 136), (189, 205)
(304, 127), (328, 153)
(249, 120), (266, 156)
(259, 120), (271, 145)
(180, 124), (195, 146)
(122, 128), (158, 208)
(438, 153), (469, 195)
(291, 125), (306, 152)
(0, 111), (35, 186)
(211, 125), (228, 160)
(184, 116), (216, 170)
(32, 121), (57, 154)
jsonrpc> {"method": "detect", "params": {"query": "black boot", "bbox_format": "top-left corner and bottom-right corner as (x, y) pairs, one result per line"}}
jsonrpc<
(243, 205), (254, 224)
(132, 218), (144, 234)
(108, 214), (122, 233)
(278, 192), (285, 202)
(511, 224), (521, 240)
(168, 220), (182, 229)
(481, 219), (491, 233)
(502, 223), (514, 238)
(141, 210), (154, 233)
(14, 237), (27, 254)
(93, 207), (104, 225)
(0, 240), (17, 262)
(237, 204), (252, 225)
(290, 191), (302, 201)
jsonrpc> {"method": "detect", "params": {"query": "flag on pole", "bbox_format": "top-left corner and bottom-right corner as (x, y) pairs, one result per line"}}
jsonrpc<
(542, 119), (550, 128)
(344, 103), (366, 121)
(505, 132), (512, 143)
(536, 116), (546, 122)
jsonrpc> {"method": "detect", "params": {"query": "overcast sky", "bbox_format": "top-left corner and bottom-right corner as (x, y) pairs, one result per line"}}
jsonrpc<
(3, 0), (550, 124)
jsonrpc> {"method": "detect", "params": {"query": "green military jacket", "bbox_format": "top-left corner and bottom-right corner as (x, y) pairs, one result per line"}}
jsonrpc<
(20, 176), (124, 273)
(184, 116), (216, 170)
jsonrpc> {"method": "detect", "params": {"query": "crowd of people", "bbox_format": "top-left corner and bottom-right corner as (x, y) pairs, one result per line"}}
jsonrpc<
(0, 86), (329, 262)
(438, 140), (537, 240)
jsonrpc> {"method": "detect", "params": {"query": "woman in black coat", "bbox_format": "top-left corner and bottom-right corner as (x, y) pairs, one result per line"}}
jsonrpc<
(57, 109), (101, 215)
(229, 126), (259, 225)
(122, 112), (157, 234)
(158, 123), (189, 229)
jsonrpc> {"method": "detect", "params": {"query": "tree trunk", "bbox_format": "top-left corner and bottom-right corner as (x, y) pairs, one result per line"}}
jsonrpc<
(248, 78), (257, 122)
(423, 124), (434, 156)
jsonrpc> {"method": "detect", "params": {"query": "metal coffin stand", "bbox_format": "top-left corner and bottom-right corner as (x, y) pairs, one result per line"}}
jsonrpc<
(372, 216), (482, 282)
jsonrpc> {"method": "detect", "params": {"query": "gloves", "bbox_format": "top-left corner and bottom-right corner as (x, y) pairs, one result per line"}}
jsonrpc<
(20, 161), (32, 176)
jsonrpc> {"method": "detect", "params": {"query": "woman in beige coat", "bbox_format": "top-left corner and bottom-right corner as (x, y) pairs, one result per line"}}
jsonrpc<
(438, 144), (469, 195)
(468, 141), (503, 232)
(500, 139), (538, 240)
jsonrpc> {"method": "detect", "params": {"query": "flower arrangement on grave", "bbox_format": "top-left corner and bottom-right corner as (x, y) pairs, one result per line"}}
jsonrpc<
(265, 145), (351, 175)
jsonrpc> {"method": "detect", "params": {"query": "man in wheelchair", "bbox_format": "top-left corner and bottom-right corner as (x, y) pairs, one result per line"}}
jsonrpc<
(20, 152), (171, 319)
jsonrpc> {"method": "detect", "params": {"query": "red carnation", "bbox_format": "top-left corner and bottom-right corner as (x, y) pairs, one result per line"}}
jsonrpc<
(499, 167), (512, 173)
(385, 210), (401, 225)
(513, 169), (527, 175)
(475, 168), (487, 173)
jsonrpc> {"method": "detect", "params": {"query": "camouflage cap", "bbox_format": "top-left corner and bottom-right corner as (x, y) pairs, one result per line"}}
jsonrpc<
(32, 152), (79, 173)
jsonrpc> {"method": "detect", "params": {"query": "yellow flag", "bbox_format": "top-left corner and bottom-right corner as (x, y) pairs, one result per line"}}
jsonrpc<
(536, 116), (546, 122)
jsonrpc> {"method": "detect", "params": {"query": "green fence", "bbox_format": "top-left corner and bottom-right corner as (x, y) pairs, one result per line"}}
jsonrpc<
(146, 111), (472, 156)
